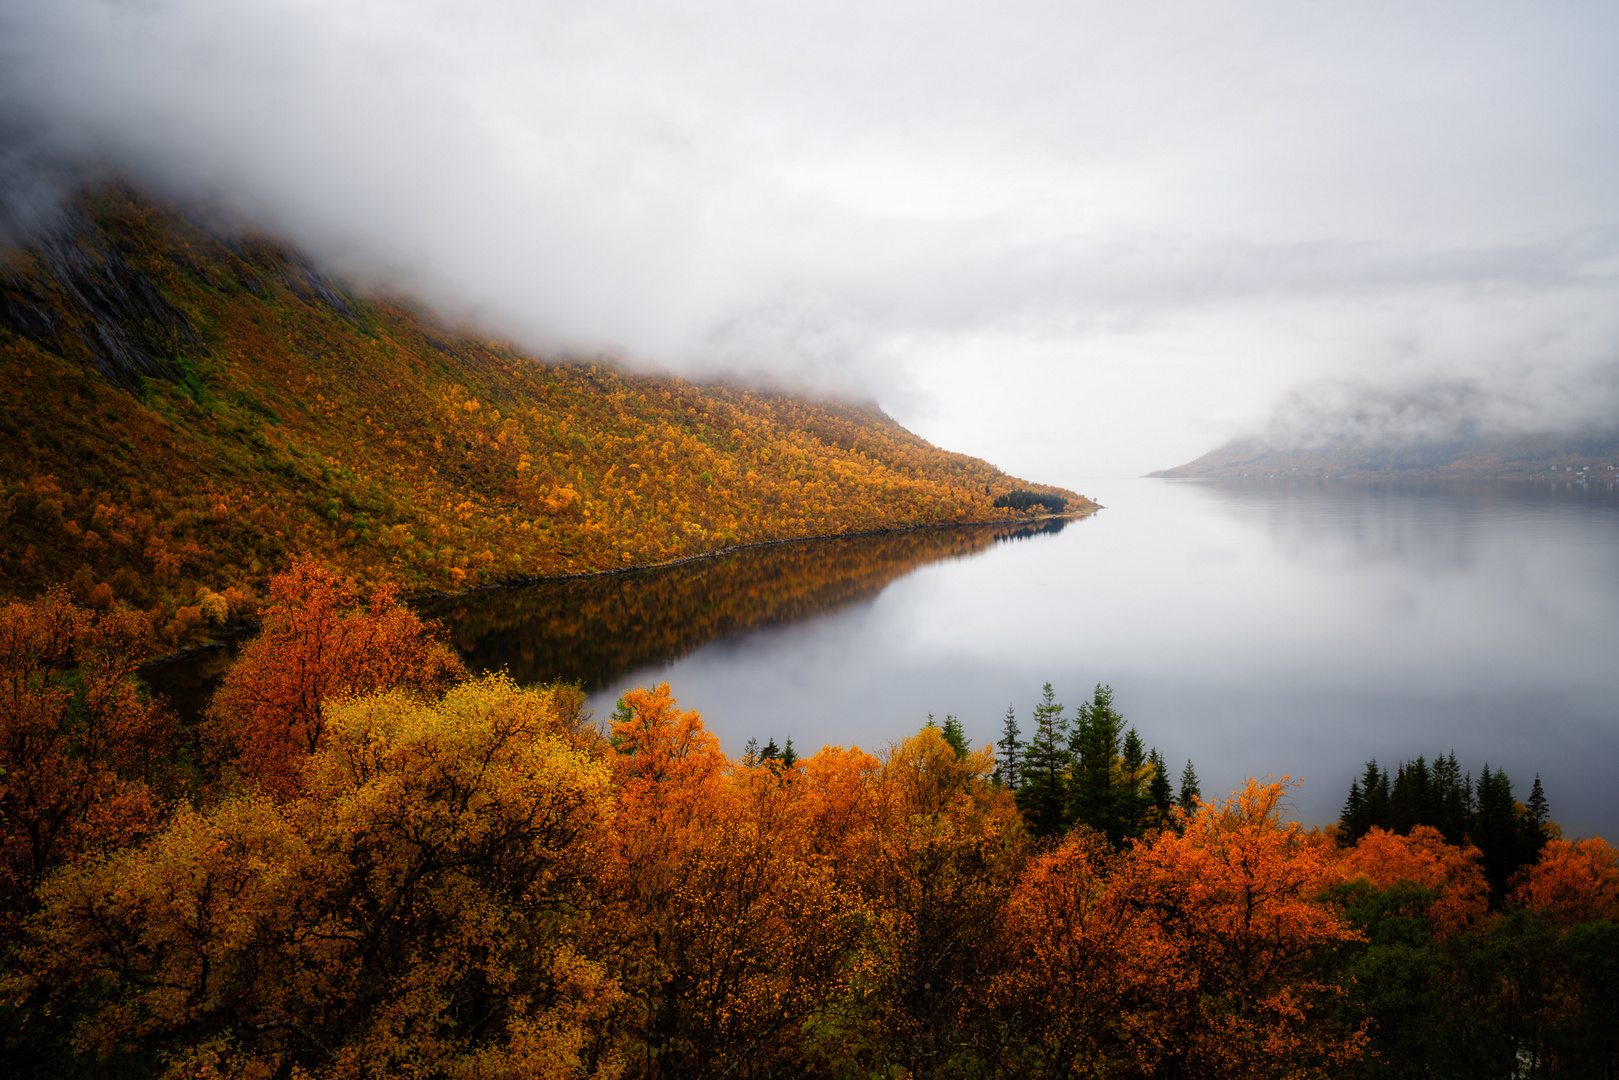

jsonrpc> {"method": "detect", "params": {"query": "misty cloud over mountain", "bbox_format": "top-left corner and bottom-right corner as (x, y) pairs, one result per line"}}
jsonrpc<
(2, 0), (1617, 478)
(1262, 367), (1619, 453)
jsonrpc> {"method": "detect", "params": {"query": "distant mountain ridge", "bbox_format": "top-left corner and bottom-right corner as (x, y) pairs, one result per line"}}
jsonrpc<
(1151, 432), (1619, 481)
(0, 184), (1086, 648)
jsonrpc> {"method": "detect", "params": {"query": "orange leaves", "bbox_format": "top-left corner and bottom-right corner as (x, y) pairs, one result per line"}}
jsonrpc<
(593, 688), (861, 1078)
(609, 682), (727, 812)
(795, 744), (881, 859)
(17, 572), (1613, 1080)
(1049, 779), (1372, 1078)
(803, 728), (1026, 1075)
(1511, 836), (1619, 927)
(206, 558), (464, 798)
(995, 831), (1147, 1072)
(1139, 779), (1356, 983)
(1337, 825), (1490, 934)
(0, 590), (170, 902)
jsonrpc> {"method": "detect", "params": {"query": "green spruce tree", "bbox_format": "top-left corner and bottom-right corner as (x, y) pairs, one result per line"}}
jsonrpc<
(1016, 683), (1070, 839)
(1339, 779), (1365, 846)
(995, 705), (1023, 790)
(1524, 774), (1550, 858)
(1178, 759), (1201, 818)
(1147, 748), (1174, 822)
(1067, 684), (1125, 843)
(1115, 727), (1150, 841)
(1433, 751), (1469, 844)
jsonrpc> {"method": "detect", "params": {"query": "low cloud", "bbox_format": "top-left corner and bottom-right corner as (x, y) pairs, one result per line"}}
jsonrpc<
(2, 0), (1617, 476)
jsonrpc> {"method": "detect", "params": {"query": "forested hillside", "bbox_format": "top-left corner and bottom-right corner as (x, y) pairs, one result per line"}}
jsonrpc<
(0, 186), (1084, 647)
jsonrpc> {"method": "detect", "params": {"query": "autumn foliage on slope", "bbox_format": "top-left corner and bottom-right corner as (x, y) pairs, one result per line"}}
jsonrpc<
(0, 576), (1614, 1079)
(0, 187), (1086, 647)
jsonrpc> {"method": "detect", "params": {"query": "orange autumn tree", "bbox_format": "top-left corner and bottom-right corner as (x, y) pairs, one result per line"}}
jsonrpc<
(594, 684), (857, 1080)
(1113, 779), (1368, 1078)
(608, 683), (729, 807)
(206, 558), (463, 797)
(1335, 825), (1491, 935)
(994, 782), (1368, 1079)
(1510, 836), (1619, 928)
(0, 590), (172, 912)
(994, 830), (1163, 1077)
(803, 725), (1026, 1078)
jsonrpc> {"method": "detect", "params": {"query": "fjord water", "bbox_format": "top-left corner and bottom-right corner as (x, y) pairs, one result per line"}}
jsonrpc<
(444, 478), (1619, 837)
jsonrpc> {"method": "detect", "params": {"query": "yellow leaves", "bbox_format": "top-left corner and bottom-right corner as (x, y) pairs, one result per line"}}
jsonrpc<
(456, 949), (627, 1080)
(206, 559), (465, 799)
(884, 725), (997, 820)
(196, 587), (230, 626)
(307, 676), (614, 879)
(28, 795), (309, 1055)
(27, 672), (617, 1080)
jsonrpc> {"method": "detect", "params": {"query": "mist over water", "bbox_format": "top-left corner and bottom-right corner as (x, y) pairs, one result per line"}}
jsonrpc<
(551, 479), (1618, 837)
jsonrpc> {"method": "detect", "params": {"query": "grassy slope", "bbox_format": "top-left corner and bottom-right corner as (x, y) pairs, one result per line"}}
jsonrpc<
(0, 188), (1086, 646)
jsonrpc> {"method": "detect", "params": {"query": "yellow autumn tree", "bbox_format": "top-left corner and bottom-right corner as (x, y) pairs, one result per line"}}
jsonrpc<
(24, 676), (619, 1080)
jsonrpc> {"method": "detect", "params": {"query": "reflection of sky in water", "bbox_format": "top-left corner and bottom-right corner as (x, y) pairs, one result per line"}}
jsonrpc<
(593, 479), (1619, 838)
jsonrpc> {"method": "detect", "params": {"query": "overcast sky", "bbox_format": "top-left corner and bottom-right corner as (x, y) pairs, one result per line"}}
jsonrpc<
(3, 0), (1617, 481)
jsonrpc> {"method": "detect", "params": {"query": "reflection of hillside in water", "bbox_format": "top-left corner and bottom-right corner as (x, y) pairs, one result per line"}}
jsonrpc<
(423, 520), (1068, 690)
(1196, 479), (1619, 574)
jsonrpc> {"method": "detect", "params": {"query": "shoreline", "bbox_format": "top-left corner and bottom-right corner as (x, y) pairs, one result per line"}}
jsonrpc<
(140, 506), (1100, 669)
(401, 506), (1099, 604)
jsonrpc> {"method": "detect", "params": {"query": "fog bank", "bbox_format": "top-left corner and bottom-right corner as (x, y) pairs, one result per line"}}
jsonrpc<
(2, 0), (1616, 478)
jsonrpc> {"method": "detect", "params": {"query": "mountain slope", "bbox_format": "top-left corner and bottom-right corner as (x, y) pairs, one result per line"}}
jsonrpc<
(0, 185), (1086, 644)
(1151, 433), (1619, 481)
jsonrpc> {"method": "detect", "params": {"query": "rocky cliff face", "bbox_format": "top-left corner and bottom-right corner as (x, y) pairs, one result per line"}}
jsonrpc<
(1, 200), (196, 389)
(0, 190), (362, 391)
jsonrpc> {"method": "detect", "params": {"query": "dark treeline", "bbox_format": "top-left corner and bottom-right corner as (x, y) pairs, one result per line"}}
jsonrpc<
(1341, 753), (1552, 896)
(991, 489), (1068, 513)
(996, 683), (1199, 844)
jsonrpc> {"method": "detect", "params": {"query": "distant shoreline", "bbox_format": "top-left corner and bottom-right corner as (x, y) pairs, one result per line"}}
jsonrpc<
(1146, 469), (1619, 483)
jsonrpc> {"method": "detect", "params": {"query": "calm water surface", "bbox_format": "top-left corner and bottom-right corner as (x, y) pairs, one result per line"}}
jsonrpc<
(419, 479), (1619, 836)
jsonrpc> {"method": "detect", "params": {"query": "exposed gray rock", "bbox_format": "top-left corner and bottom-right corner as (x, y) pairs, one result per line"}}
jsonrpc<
(0, 206), (196, 388)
